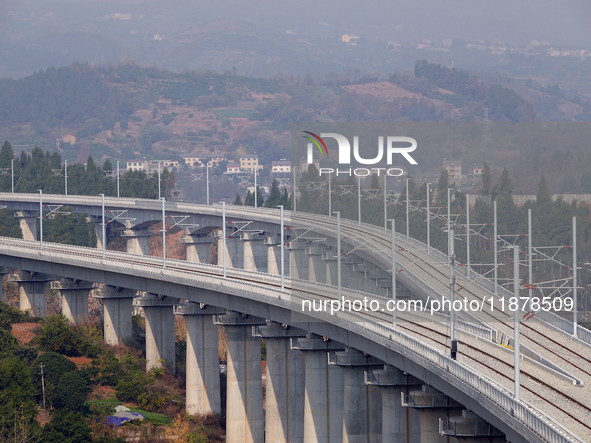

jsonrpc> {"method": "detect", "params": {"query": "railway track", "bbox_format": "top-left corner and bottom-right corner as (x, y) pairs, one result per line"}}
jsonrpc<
(2, 232), (591, 441)
(292, 213), (591, 379)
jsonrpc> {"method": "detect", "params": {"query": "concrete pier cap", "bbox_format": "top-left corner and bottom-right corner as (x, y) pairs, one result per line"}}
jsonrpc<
(50, 278), (94, 323)
(10, 270), (53, 317)
(122, 227), (153, 256)
(93, 285), (137, 345)
(182, 232), (213, 264)
(440, 409), (505, 441)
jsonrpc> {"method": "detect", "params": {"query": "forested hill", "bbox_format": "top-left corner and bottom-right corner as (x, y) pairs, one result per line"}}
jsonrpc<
(2, 61), (590, 168)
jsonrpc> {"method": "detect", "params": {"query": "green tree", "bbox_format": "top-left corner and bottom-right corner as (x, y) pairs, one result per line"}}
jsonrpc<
(0, 140), (14, 191)
(233, 193), (243, 205)
(41, 411), (91, 443)
(30, 352), (77, 403)
(244, 190), (254, 206)
(495, 167), (514, 197)
(264, 179), (281, 208)
(0, 329), (18, 357)
(0, 357), (39, 442)
(437, 168), (450, 205)
(255, 186), (265, 207)
(0, 210), (23, 238)
(536, 175), (551, 205)
(33, 315), (83, 356)
(15, 147), (51, 193)
(54, 371), (91, 411)
(481, 162), (491, 196)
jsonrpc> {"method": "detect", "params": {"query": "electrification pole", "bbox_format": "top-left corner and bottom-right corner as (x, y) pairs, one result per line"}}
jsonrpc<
(162, 198), (166, 268)
(100, 194), (106, 259)
(514, 245), (520, 401)
(426, 183), (430, 252)
(391, 218), (396, 329)
(39, 190), (43, 249)
(406, 178), (410, 241)
(493, 200), (498, 295)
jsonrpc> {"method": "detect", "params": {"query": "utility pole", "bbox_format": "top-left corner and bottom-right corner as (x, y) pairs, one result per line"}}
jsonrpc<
(254, 167), (258, 208)
(117, 161), (120, 198)
(39, 363), (46, 410)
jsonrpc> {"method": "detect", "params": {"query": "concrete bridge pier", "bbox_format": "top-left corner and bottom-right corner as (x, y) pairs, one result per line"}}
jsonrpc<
(292, 333), (346, 443)
(352, 263), (385, 296)
(217, 232), (244, 269)
(307, 246), (328, 284)
(289, 240), (309, 281)
(50, 278), (93, 323)
(440, 410), (505, 443)
(182, 234), (213, 264)
(366, 365), (422, 443)
(122, 228), (153, 255)
(329, 348), (383, 443)
(253, 321), (307, 443)
(0, 267), (10, 302)
(177, 303), (224, 415)
(402, 385), (463, 443)
(215, 312), (266, 443)
(10, 271), (52, 317)
(94, 286), (137, 345)
(242, 233), (267, 273)
(323, 249), (338, 286)
(344, 261), (364, 292)
(90, 217), (104, 250)
(266, 235), (289, 276)
(14, 211), (37, 241)
(140, 293), (177, 372)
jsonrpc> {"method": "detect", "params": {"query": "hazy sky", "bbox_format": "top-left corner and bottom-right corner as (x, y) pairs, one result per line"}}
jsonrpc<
(2, 0), (591, 78)
(3, 0), (591, 45)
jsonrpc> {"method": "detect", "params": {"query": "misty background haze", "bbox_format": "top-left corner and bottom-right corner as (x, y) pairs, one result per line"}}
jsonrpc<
(2, 0), (591, 79)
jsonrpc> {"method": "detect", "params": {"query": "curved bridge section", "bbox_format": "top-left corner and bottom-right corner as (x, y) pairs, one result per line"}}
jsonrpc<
(0, 193), (589, 443)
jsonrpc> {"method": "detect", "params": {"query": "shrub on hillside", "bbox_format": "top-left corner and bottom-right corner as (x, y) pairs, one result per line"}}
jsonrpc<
(30, 352), (77, 404)
(33, 314), (82, 356)
(54, 370), (91, 411)
(41, 410), (92, 443)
